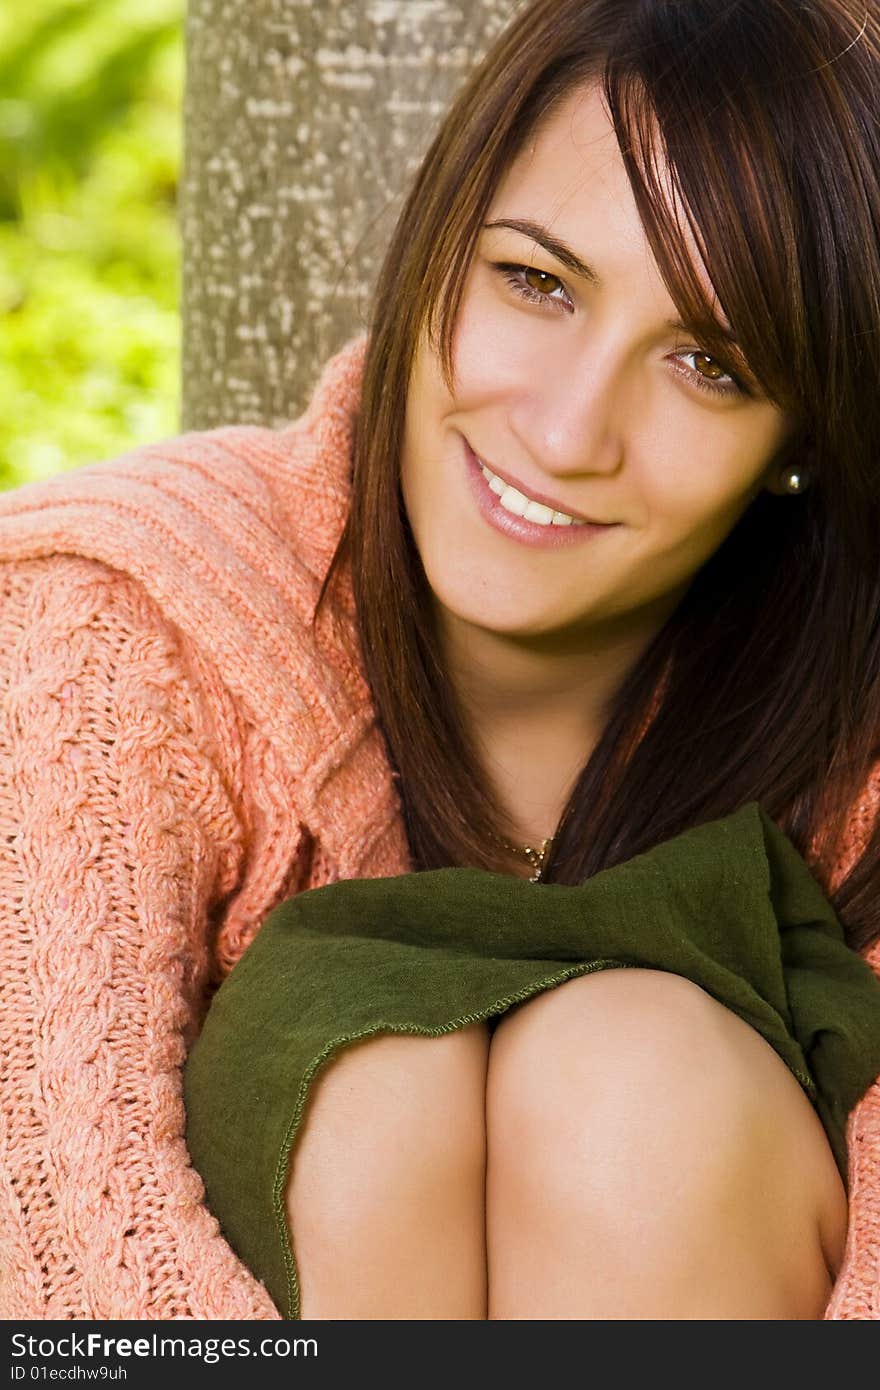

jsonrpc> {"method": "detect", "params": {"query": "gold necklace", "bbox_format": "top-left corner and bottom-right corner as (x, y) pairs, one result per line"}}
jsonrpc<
(499, 835), (555, 884)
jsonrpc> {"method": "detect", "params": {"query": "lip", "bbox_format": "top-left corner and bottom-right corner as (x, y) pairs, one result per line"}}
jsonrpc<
(463, 438), (619, 550)
(465, 440), (611, 525)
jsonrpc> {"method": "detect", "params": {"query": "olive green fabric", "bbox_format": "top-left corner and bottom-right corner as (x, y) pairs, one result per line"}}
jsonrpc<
(183, 801), (880, 1319)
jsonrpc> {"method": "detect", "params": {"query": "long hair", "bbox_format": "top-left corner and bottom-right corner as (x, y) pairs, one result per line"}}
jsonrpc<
(316, 0), (880, 952)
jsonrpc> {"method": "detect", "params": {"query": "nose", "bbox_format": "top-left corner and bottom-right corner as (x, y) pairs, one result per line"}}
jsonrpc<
(509, 340), (626, 479)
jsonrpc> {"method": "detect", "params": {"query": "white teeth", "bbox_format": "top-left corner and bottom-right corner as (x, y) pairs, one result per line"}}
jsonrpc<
(478, 461), (584, 526)
(498, 485), (529, 517)
(523, 500), (556, 525)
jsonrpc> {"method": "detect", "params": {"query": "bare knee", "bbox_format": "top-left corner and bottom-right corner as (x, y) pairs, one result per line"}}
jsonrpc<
(490, 968), (829, 1176)
(486, 969), (844, 1318)
(288, 1023), (491, 1236)
(488, 969), (750, 1216)
(489, 968), (744, 1163)
(285, 1022), (491, 1318)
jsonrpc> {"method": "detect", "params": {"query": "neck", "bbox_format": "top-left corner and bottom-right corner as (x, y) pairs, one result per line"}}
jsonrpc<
(437, 601), (671, 726)
(433, 601), (677, 847)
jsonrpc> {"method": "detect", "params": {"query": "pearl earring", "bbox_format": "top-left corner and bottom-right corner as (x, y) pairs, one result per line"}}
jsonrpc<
(783, 468), (807, 494)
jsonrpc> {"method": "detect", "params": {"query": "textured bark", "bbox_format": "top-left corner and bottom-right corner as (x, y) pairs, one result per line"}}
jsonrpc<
(181, 0), (526, 430)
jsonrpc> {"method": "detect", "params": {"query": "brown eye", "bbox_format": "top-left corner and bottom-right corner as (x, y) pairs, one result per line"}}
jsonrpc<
(493, 263), (573, 313)
(693, 352), (726, 380)
(523, 267), (562, 296)
(675, 348), (744, 399)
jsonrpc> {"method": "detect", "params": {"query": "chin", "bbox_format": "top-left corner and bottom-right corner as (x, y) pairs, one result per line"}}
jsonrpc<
(427, 576), (571, 640)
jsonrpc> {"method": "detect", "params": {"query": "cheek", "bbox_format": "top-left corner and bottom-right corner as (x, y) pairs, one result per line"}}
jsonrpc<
(452, 276), (536, 393)
(642, 442), (768, 534)
(456, 314), (503, 378)
(629, 457), (766, 594)
(400, 351), (447, 505)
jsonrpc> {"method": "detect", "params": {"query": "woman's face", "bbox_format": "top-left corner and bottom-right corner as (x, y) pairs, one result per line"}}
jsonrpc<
(400, 82), (797, 648)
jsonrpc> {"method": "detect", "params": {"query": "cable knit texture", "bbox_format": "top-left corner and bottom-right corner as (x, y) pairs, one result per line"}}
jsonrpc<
(0, 334), (878, 1319)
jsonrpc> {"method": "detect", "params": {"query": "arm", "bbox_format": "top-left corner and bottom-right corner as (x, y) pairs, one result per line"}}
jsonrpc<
(0, 553), (279, 1318)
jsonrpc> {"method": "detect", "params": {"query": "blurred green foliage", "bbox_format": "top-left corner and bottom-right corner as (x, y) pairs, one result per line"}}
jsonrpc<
(0, 0), (184, 489)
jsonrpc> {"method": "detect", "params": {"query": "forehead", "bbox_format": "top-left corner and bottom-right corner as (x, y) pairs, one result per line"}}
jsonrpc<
(499, 85), (625, 237)
(520, 82), (625, 181)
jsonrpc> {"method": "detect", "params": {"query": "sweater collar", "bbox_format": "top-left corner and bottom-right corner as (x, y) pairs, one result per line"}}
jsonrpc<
(0, 329), (412, 883)
(275, 332), (368, 628)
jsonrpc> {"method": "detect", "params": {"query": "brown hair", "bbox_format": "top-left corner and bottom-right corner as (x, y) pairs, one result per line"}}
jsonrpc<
(317, 0), (880, 951)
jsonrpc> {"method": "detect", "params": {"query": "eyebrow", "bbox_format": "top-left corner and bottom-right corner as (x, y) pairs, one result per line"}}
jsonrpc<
(482, 216), (739, 347)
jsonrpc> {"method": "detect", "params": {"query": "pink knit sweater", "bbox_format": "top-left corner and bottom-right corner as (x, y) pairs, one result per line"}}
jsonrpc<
(1, 334), (878, 1319)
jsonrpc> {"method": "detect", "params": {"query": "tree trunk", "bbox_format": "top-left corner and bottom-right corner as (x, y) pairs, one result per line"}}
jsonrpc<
(181, 0), (525, 430)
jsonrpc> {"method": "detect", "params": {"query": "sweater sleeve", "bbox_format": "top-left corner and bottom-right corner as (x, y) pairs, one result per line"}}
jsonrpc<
(0, 553), (280, 1319)
(824, 763), (880, 1320)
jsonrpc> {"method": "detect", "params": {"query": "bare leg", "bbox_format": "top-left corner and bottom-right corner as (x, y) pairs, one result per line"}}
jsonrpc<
(485, 968), (848, 1319)
(285, 1023), (491, 1318)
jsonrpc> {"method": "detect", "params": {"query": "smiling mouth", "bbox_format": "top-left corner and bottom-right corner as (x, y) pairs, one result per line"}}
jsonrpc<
(467, 444), (612, 528)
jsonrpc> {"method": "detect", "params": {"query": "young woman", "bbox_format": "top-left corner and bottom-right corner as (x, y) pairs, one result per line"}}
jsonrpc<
(2, 0), (880, 1321)
(182, 0), (880, 1320)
